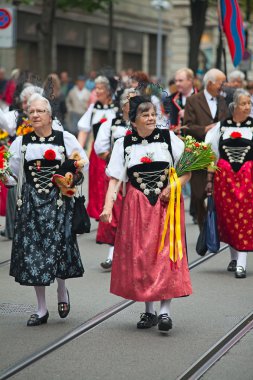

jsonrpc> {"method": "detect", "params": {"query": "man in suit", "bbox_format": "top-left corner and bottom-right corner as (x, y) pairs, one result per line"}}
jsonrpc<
(163, 68), (197, 133)
(184, 68), (229, 229)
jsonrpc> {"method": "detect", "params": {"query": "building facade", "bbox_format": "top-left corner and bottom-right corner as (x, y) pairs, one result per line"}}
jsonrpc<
(0, 0), (252, 82)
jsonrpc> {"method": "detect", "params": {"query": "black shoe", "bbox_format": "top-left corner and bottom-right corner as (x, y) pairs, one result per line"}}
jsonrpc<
(137, 312), (158, 329)
(27, 311), (49, 326)
(158, 313), (172, 332)
(227, 260), (237, 272)
(235, 266), (246, 279)
(58, 289), (70, 318)
(100, 259), (112, 271)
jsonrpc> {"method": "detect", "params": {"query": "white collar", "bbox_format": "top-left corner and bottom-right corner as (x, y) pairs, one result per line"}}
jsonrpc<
(204, 89), (215, 102)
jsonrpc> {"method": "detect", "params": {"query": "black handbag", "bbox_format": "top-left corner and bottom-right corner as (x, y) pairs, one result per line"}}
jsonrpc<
(196, 219), (208, 256)
(72, 195), (91, 234)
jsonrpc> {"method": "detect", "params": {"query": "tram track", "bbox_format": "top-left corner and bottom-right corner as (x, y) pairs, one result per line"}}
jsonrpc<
(177, 311), (253, 380)
(0, 246), (229, 380)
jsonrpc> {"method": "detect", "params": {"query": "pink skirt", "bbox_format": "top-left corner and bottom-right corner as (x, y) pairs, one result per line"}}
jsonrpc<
(96, 176), (123, 246)
(0, 182), (8, 216)
(214, 159), (253, 251)
(86, 143), (107, 220)
(110, 184), (192, 301)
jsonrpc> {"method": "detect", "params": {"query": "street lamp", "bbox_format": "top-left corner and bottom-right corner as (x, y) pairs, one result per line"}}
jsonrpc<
(151, 0), (170, 81)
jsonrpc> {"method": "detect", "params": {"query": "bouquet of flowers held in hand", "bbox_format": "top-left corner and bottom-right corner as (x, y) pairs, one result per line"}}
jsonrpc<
(0, 147), (13, 182)
(176, 135), (217, 177)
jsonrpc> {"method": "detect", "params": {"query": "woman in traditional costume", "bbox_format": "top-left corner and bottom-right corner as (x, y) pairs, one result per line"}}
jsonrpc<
(100, 96), (192, 332)
(0, 85), (63, 239)
(206, 89), (253, 279)
(4, 94), (89, 326)
(77, 76), (117, 220)
(94, 88), (138, 270)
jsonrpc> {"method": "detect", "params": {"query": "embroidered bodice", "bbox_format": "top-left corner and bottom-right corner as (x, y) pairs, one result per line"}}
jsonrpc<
(23, 131), (66, 194)
(122, 128), (175, 205)
(219, 117), (253, 172)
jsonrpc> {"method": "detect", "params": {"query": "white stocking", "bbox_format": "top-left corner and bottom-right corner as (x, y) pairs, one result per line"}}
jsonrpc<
(145, 302), (155, 315)
(34, 286), (47, 318)
(107, 246), (114, 261)
(229, 246), (238, 261)
(56, 278), (68, 303)
(237, 251), (247, 270)
(159, 299), (172, 316)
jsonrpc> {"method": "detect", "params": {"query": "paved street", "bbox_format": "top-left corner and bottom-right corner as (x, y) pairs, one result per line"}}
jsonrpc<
(0, 198), (253, 380)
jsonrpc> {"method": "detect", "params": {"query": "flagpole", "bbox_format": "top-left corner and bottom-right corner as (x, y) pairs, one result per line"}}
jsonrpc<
(217, 0), (227, 76)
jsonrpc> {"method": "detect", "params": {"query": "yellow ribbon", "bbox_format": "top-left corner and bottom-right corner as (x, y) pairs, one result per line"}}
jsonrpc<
(158, 167), (183, 263)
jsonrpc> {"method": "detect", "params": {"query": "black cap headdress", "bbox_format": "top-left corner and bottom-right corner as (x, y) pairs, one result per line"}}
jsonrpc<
(129, 95), (152, 122)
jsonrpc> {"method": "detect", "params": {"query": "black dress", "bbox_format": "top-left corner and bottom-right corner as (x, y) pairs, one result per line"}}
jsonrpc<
(9, 130), (84, 286)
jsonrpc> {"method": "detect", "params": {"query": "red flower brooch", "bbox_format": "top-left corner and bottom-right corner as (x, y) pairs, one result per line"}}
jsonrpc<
(100, 118), (107, 124)
(140, 152), (154, 164)
(44, 149), (56, 160)
(230, 131), (242, 139)
(125, 130), (132, 136)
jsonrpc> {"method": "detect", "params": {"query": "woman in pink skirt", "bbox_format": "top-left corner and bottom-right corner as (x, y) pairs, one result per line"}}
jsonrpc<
(78, 76), (117, 219)
(94, 88), (139, 270)
(206, 89), (253, 279)
(100, 96), (192, 333)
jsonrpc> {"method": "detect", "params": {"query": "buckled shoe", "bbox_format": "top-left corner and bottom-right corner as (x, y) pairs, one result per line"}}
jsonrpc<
(137, 312), (158, 329)
(27, 311), (49, 326)
(227, 260), (237, 272)
(158, 313), (173, 332)
(235, 266), (246, 279)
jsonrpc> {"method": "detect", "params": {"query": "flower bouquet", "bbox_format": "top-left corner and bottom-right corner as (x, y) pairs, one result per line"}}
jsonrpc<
(0, 129), (11, 150)
(176, 135), (217, 177)
(16, 118), (34, 136)
(0, 148), (13, 182)
(159, 136), (217, 263)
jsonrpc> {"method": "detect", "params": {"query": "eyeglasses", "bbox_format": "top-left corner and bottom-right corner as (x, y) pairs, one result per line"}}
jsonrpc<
(137, 112), (157, 120)
(28, 109), (48, 116)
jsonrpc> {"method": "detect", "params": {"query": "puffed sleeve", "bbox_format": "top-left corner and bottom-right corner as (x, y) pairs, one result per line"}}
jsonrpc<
(77, 104), (94, 132)
(63, 131), (89, 172)
(205, 122), (220, 161)
(106, 137), (127, 181)
(5, 136), (23, 185)
(52, 118), (64, 131)
(94, 120), (111, 154)
(0, 110), (17, 136)
(170, 131), (185, 166)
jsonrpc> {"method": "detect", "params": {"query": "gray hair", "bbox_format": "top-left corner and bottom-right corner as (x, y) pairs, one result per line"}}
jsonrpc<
(20, 85), (43, 102)
(136, 102), (155, 117)
(228, 70), (245, 82)
(228, 88), (251, 114)
(94, 75), (111, 92)
(120, 88), (140, 108)
(27, 94), (52, 116)
(203, 69), (225, 88)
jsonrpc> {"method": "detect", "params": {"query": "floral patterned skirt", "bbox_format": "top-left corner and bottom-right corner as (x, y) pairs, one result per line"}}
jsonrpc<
(10, 183), (84, 286)
(214, 159), (253, 251)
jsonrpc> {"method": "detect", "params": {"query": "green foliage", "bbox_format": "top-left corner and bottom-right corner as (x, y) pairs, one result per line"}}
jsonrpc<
(57, 0), (115, 12)
(9, 0), (116, 12)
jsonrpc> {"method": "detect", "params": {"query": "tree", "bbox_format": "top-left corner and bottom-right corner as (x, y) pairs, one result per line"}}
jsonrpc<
(10, 0), (116, 78)
(188, 0), (208, 74)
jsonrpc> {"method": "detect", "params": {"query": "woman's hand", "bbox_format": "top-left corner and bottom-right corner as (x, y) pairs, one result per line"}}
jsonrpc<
(100, 207), (113, 223)
(205, 181), (213, 195)
(160, 185), (171, 203)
